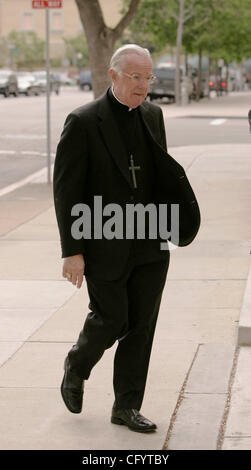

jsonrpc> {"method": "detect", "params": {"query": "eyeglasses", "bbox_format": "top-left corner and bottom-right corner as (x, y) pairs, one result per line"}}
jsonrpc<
(120, 72), (156, 85)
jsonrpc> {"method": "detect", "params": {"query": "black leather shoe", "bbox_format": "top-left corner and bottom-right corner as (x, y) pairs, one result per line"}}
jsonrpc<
(111, 407), (157, 433)
(60, 357), (84, 413)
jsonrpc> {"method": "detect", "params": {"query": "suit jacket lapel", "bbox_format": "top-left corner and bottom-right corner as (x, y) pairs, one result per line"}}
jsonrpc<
(97, 92), (132, 188)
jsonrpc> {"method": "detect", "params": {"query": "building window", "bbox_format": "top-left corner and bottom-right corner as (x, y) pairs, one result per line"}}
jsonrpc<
(51, 11), (63, 32)
(22, 12), (34, 31)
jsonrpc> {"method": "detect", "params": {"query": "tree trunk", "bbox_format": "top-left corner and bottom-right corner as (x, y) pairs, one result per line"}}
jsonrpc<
(207, 51), (211, 99)
(185, 50), (188, 76)
(196, 47), (202, 101)
(175, 0), (185, 106)
(75, 0), (141, 98)
(225, 63), (229, 93)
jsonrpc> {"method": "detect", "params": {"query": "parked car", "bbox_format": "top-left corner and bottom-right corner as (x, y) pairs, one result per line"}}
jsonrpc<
(0, 70), (18, 97)
(78, 70), (92, 90)
(32, 70), (60, 94)
(209, 75), (227, 94)
(191, 71), (209, 98)
(17, 72), (42, 96)
(56, 72), (76, 86)
(147, 66), (194, 102)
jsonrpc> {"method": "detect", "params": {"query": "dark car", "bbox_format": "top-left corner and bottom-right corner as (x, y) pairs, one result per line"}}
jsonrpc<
(32, 71), (60, 94)
(209, 75), (227, 94)
(78, 70), (92, 90)
(0, 70), (18, 97)
(191, 70), (209, 98)
(148, 66), (193, 102)
(17, 72), (42, 96)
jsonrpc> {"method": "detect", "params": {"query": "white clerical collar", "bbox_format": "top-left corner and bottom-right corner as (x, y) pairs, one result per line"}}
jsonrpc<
(111, 86), (133, 111)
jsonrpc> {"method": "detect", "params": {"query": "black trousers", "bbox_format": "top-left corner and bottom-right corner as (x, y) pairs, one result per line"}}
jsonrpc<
(67, 246), (170, 410)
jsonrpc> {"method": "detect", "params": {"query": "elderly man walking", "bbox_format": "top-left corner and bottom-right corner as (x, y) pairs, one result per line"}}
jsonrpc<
(53, 44), (200, 433)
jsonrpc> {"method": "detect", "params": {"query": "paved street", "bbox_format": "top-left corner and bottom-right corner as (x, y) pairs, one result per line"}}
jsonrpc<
(0, 87), (93, 189)
(162, 91), (250, 148)
(0, 87), (250, 189)
(0, 88), (251, 451)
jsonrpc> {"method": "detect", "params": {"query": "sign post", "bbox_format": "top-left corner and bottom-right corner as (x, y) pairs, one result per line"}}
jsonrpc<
(32, 0), (62, 184)
(45, 6), (51, 184)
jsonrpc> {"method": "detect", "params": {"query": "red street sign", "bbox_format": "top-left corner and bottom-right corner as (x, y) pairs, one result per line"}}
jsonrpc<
(32, 0), (62, 8)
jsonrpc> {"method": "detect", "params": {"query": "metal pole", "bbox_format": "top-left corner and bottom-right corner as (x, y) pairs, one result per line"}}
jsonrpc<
(45, 6), (51, 184)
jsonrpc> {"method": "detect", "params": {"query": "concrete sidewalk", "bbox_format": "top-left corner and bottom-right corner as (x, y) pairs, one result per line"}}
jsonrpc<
(162, 91), (250, 119)
(0, 96), (250, 450)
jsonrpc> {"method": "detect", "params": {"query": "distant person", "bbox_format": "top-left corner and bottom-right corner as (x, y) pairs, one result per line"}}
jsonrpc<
(53, 44), (200, 433)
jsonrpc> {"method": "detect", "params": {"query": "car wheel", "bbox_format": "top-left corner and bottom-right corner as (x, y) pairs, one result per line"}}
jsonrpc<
(4, 89), (10, 98)
(82, 83), (91, 91)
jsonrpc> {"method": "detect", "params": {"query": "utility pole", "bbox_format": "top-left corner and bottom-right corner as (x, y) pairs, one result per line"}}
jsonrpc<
(32, 0), (62, 184)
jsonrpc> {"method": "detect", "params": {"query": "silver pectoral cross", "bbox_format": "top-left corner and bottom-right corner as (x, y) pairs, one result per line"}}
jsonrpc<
(129, 154), (141, 189)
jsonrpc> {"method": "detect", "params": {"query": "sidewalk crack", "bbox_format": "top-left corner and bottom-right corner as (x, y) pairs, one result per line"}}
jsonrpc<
(162, 343), (200, 449)
(216, 345), (240, 449)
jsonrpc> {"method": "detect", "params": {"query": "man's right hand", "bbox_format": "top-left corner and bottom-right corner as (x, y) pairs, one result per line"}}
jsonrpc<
(62, 254), (85, 289)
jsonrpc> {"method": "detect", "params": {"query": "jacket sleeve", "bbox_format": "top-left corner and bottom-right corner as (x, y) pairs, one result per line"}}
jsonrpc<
(53, 113), (88, 258)
(158, 108), (168, 152)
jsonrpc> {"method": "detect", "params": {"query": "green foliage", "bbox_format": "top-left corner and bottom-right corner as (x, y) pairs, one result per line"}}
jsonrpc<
(122, 0), (251, 63)
(0, 37), (8, 67)
(7, 30), (45, 67)
(214, 0), (251, 62)
(121, 0), (176, 52)
(63, 33), (89, 69)
(183, 0), (251, 63)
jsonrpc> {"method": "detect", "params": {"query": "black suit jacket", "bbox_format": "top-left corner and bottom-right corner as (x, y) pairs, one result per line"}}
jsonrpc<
(53, 90), (200, 280)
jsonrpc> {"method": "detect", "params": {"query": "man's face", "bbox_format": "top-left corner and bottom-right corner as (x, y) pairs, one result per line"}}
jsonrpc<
(109, 53), (153, 109)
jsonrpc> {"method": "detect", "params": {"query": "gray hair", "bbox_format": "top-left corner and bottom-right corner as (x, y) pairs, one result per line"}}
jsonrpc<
(109, 44), (152, 73)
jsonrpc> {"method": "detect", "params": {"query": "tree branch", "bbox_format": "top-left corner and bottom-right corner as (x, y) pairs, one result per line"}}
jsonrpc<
(168, 10), (179, 21)
(184, 0), (195, 22)
(112, 0), (141, 41)
(184, 10), (194, 22)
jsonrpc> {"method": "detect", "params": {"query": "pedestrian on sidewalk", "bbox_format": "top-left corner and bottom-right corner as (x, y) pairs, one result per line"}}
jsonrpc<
(53, 44), (200, 433)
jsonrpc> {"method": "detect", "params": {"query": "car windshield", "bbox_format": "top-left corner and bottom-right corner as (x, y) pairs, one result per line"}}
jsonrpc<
(17, 73), (33, 79)
(154, 68), (175, 79)
(33, 73), (46, 79)
(80, 71), (91, 77)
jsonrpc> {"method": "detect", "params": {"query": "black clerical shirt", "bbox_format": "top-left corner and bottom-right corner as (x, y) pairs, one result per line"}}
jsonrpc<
(107, 87), (155, 206)
(106, 87), (161, 251)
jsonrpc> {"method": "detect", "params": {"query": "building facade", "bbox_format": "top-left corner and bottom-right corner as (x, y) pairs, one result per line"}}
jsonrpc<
(0, 0), (122, 59)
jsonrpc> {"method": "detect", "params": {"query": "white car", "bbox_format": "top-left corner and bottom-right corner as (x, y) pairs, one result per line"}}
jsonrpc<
(57, 72), (75, 86)
(17, 72), (42, 96)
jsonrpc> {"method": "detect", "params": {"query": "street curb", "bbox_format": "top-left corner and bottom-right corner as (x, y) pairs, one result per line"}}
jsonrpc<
(163, 343), (235, 450)
(237, 264), (251, 345)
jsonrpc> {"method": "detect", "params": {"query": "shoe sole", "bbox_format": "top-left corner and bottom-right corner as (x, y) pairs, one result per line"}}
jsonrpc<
(111, 416), (157, 433)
